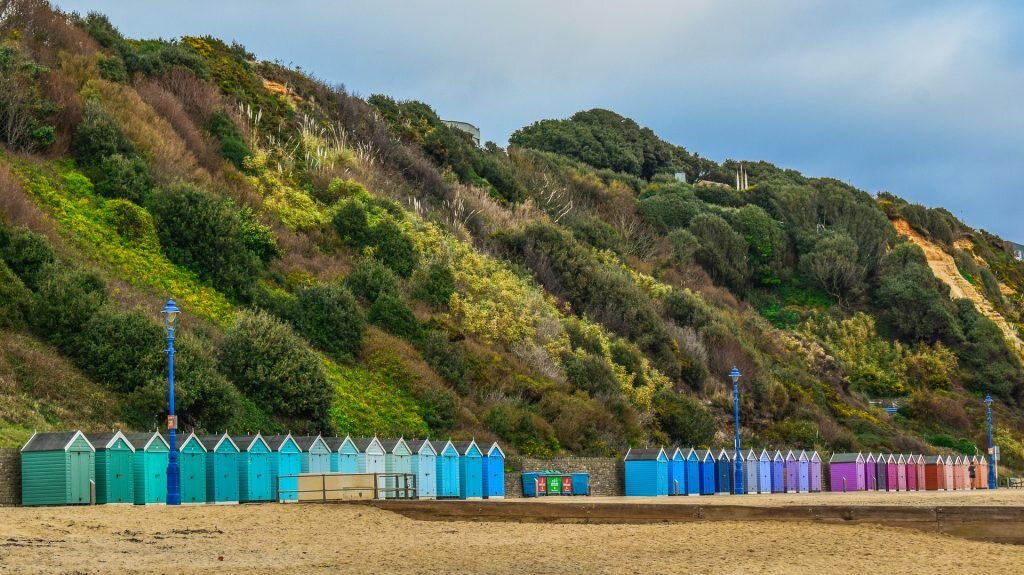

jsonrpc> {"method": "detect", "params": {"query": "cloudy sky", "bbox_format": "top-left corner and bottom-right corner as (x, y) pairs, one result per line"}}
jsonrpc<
(55, 0), (1023, 241)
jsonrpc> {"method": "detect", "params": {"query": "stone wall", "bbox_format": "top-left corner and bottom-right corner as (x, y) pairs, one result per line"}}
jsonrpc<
(504, 457), (623, 497)
(0, 448), (21, 506)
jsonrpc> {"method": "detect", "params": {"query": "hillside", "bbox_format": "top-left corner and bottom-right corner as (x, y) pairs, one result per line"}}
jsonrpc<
(1, 1), (1024, 469)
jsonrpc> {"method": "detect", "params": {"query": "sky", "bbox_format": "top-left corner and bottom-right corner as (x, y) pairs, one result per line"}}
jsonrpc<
(54, 0), (1024, 241)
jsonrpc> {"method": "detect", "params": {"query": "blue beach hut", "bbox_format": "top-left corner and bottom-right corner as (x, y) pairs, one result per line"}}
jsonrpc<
(715, 449), (732, 494)
(667, 446), (685, 496)
(382, 438), (413, 498)
(199, 433), (240, 504)
(683, 447), (700, 496)
(757, 449), (772, 494)
(295, 435), (332, 474)
(174, 432), (207, 504)
(263, 434), (301, 502)
(797, 450), (810, 493)
(696, 449), (716, 495)
(432, 439), (461, 498)
(86, 431), (135, 505)
(327, 435), (359, 474)
(354, 437), (387, 497)
(624, 447), (668, 496)
(453, 440), (484, 500)
(124, 432), (169, 505)
(407, 439), (437, 499)
(482, 442), (506, 499)
(20, 431), (95, 506)
(771, 451), (785, 493)
(234, 434), (272, 502)
(744, 449), (759, 494)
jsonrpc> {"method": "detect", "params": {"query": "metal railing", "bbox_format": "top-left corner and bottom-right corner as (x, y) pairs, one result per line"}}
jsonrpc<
(276, 472), (418, 501)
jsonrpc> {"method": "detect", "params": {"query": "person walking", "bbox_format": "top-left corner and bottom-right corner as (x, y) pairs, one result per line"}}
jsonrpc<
(968, 462), (977, 489)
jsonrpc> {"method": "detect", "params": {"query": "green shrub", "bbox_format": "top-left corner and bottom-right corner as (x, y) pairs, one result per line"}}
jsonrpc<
(343, 259), (398, 303)
(30, 263), (107, 350)
(146, 183), (262, 301)
(73, 308), (164, 393)
(238, 208), (280, 264)
(483, 403), (559, 456)
(565, 320), (604, 356)
(729, 204), (787, 286)
(368, 293), (421, 341)
(92, 154), (153, 204)
(73, 100), (134, 166)
(800, 233), (865, 306)
(419, 387), (459, 432)
(875, 242), (962, 344)
(219, 310), (333, 433)
(667, 228), (699, 264)
(953, 299), (1024, 400)
(663, 288), (711, 328)
(206, 111), (250, 170)
(570, 216), (625, 255)
(107, 199), (158, 244)
(638, 191), (702, 232)
(97, 55), (128, 83)
(652, 388), (716, 446)
(564, 353), (619, 397)
(689, 213), (749, 290)
(412, 261), (455, 310)
(293, 282), (365, 362)
(0, 226), (55, 290)
(333, 200), (372, 247)
(609, 339), (646, 388)
(370, 220), (419, 277)
(420, 331), (470, 395)
(0, 260), (31, 328)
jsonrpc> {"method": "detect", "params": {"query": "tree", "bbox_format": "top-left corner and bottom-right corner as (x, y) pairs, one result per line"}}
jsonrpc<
(412, 261), (455, 310)
(370, 220), (419, 277)
(688, 213), (748, 290)
(875, 242), (962, 344)
(729, 205), (787, 286)
(0, 226), (55, 290)
(343, 258), (399, 304)
(368, 293), (422, 341)
(92, 154), (153, 204)
(0, 260), (31, 328)
(652, 389), (716, 446)
(30, 263), (107, 351)
(800, 233), (866, 306)
(74, 307), (164, 393)
(293, 283), (365, 362)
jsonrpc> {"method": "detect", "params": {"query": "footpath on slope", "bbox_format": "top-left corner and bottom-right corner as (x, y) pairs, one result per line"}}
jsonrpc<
(891, 218), (1023, 354)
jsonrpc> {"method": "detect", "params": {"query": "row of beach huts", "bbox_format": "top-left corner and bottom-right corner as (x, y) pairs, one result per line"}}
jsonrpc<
(828, 452), (989, 492)
(19, 430), (506, 506)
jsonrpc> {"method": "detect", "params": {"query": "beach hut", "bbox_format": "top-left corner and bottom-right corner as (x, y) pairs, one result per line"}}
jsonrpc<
(199, 433), (240, 504)
(828, 452), (865, 492)
(85, 432), (134, 505)
(784, 451), (798, 493)
(744, 449), (759, 495)
(683, 448), (700, 496)
(454, 440), (484, 500)
(322, 436), (344, 472)
(407, 440), (437, 499)
(896, 454), (908, 491)
(432, 440), (461, 498)
(809, 451), (822, 492)
(950, 456), (962, 490)
(667, 446), (685, 495)
(234, 434), (272, 503)
(905, 455), (918, 491)
(757, 449), (772, 494)
(963, 456), (974, 490)
(884, 454), (898, 491)
(770, 451), (785, 493)
(482, 442), (506, 499)
(796, 451), (810, 493)
(295, 435), (332, 474)
(123, 432), (169, 505)
(327, 435), (360, 474)
(20, 431), (95, 506)
(943, 455), (955, 490)
(696, 449), (716, 495)
(264, 434), (301, 502)
(915, 454), (926, 491)
(865, 453), (877, 491)
(624, 447), (668, 496)
(175, 432), (207, 504)
(977, 455), (989, 489)
(354, 437), (387, 498)
(923, 455), (945, 490)
(874, 453), (887, 491)
(715, 449), (732, 494)
(382, 438), (413, 498)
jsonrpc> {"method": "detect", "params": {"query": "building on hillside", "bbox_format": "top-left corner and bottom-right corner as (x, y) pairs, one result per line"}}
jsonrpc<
(442, 120), (481, 146)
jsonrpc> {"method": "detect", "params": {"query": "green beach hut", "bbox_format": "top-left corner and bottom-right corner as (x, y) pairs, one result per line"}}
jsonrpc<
(173, 432), (208, 504)
(123, 432), (169, 505)
(199, 433), (240, 504)
(264, 434), (301, 502)
(234, 434), (272, 502)
(86, 431), (135, 505)
(21, 431), (95, 506)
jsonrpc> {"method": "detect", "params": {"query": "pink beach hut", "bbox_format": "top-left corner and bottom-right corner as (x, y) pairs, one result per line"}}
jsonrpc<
(906, 455), (918, 491)
(865, 453), (877, 491)
(896, 454), (908, 491)
(883, 454), (896, 491)
(943, 455), (956, 490)
(915, 454), (926, 491)
(809, 452), (822, 492)
(962, 456), (972, 490)
(828, 452), (865, 492)
(784, 451), (799, 493)
(952, 456), (963, 490)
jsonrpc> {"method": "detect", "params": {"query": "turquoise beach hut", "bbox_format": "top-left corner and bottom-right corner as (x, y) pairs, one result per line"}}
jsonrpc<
(324, 436), (358, 473)
(234, 434), (272, 502)
(199, 433), (239, 504)
(431, 439), (461, 498)
(264, 434), (301, 502)
(482, 442), (506, 499)
(407, 439), (437, 499)
(296, 435), (331, 474)
(86, 431), (135, 505)
(683, 447), (700, 496)
(624, 447), (668, 496)
(667, 446), (685, 495)
(124, 432), (169, 505)
(20, 431), (95, 506)
(174, 432), (207, 504)
(382, 438), (412, 498)
(696, 449), (716, 495)
(454, 440), (484, 500)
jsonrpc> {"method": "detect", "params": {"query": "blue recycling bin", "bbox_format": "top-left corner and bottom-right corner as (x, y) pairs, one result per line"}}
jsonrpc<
(571, 473), (590, 495)
(522, 472), (542, 497)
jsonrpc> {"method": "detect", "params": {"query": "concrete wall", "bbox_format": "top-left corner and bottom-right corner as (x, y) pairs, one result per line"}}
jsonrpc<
(0, 448), (21, 506)
(504, 457), (624, 497)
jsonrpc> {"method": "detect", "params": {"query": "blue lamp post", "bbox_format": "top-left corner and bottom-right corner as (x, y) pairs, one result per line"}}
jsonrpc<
(730, 366), (744, 495)
(985, 395), (996, 490)
(162, 299), (181, 506)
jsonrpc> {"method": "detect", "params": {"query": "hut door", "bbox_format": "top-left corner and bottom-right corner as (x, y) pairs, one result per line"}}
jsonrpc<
(70, 451), (90, 503)
(111, 450), (131, 503)
(252, 453), (270, 500)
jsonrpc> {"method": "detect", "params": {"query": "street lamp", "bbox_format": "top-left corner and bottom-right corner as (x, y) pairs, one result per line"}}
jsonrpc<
(731, 366), (744, 495)
(162, 299), (181, 506)
(985, 395), (996, 490)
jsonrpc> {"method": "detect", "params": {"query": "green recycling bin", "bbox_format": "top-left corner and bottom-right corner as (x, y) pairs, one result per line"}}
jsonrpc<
(546, 474), (562, 495)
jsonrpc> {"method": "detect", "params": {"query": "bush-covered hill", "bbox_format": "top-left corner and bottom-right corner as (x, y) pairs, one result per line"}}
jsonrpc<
(2, 1), (1023, 469)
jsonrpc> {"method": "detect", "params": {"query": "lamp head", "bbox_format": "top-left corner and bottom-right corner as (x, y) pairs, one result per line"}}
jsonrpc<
(729, 366), (741, 384)
(161, 299), (181, 332)
(984, 395), (992, 407)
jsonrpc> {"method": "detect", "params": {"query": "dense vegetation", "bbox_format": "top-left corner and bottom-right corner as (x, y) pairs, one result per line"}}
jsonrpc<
(1, 0), (1023, 469)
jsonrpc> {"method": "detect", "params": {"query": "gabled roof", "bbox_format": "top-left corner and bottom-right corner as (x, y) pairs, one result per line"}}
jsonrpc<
(486, 442), (506, 458)
(322, 436), (345, 452)
(745, 449), (758, 461)
(667, 445), (684, 459)
(293, 435), (328, 452)
(759, 449), (771, 460)
(624, 447), (667, 461)
(380, 438), (411, 455)
(430, 439), (457, 455)
(452, 440), (481, 456)
(897, 454), (906, 464)
(829, 452), (863, 464)
(198, 433), (239, 452)
(866, 452), (876, 462)
(797, 450), (809, 461)
(915, 454), (925, 464)
(810, 451), (821, 462)
(695, 449), (714, 462)
(262, 434), (298, 452)
(922, 455), (944, 464)
(21, 431), (94, 453)
(407, 439), (437, 456)
(784, 450), (797, 461)
(85, 431), (135, 452)
(124, 432), (169, 451)
(231, 434), (270, 452)
(353, 436), (385, 454)
(171, 432), (206, 452)
(886, 454), (897, 463)
(772, 451), (784, 461)
(716, 448), (731, 461)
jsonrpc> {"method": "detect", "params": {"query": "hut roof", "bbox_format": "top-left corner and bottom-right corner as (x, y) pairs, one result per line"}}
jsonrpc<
(486, 442), (506, 458)
(798, 450), (809, 461)
(85, 431), (134, 451)
(785, 450), (797, 460)
(166, 432), (205, 451)
(21, 431), (93, 452)
(452, 440), (480, 456)
(231, 434), (269, 452)
(745, 449), (759, 461)
(262, 434), (296, 451)
(897, 454), (906, 464)
(380, 438), (410, 454)
(829, 452), (863, 463)
(772, 451), (784, 461)
(430, 439), (455, 454)
(198, 434), (238, 452)
(322, 436), (346, 452)
(695, 449), (714, 461)
(406, 439), (437, 455)
(810, 451), (821, 462)
(293, 435), (326, 452)
(624, 447), (666, 461)
(923, 455), (944, 464)
(123, 432), (168, 451)
(716, 449), (731, 461)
